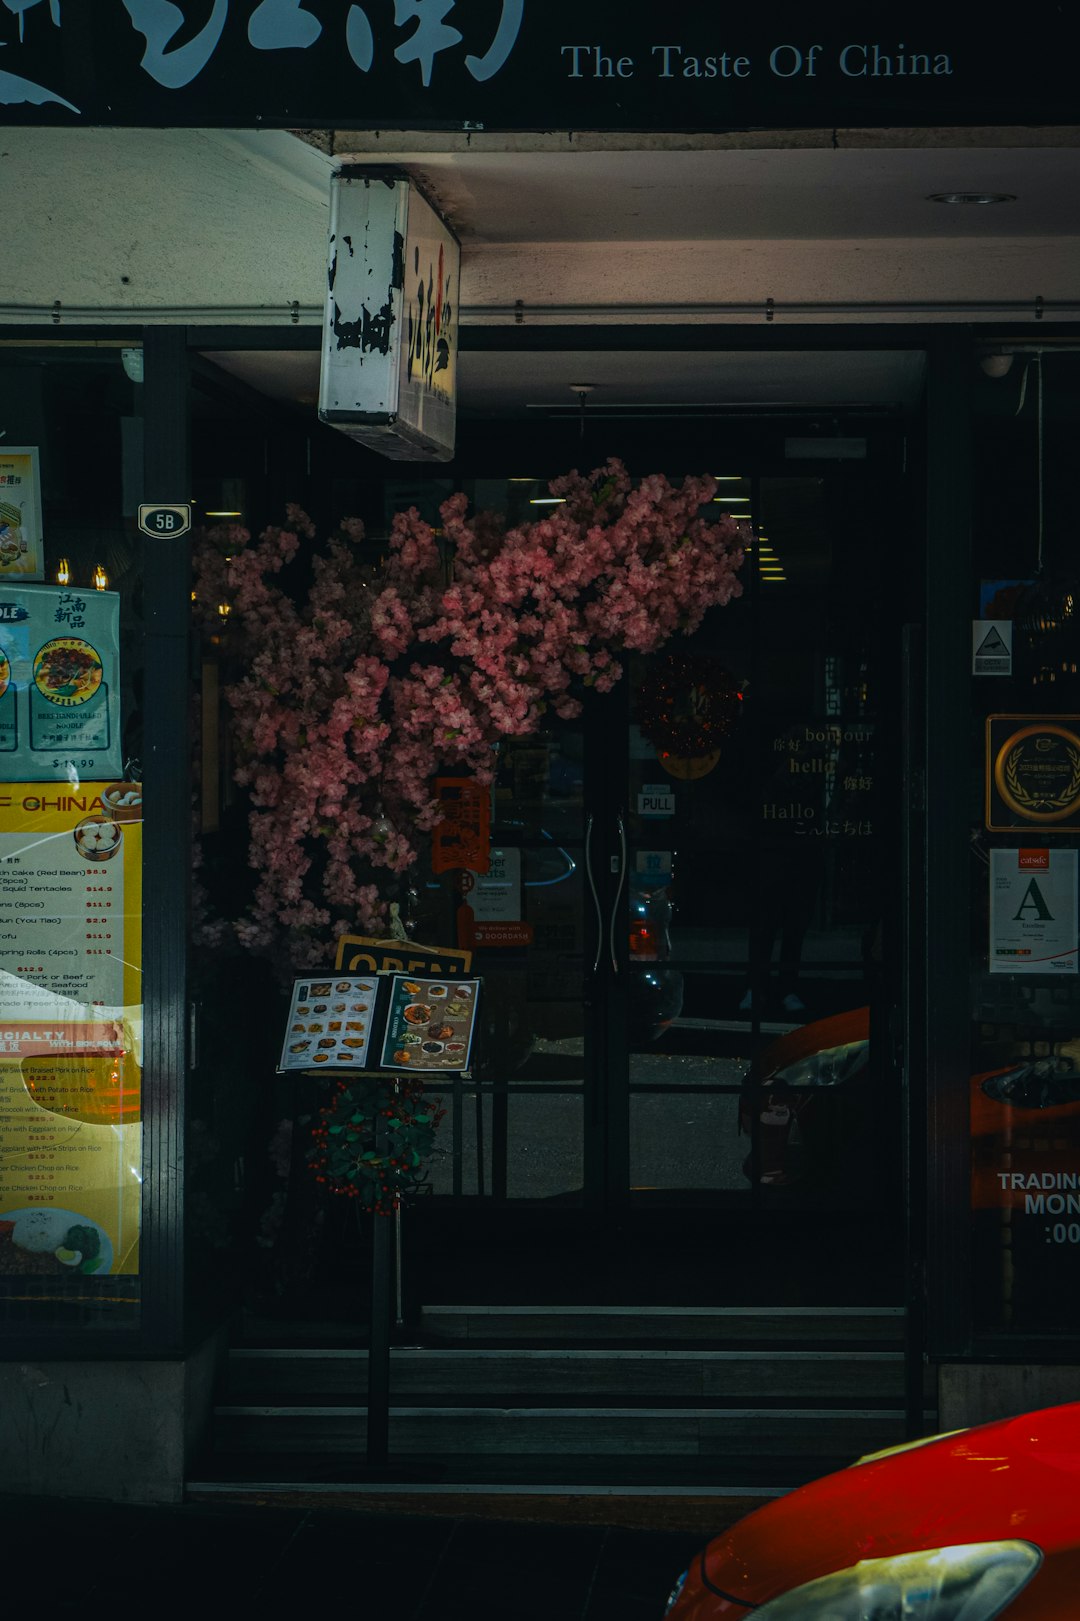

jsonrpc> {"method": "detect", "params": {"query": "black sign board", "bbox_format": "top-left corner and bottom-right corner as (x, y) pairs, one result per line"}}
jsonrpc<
(0, 3), (1074, 133)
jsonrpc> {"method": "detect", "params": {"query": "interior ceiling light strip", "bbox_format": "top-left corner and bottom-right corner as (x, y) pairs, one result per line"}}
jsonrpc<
(531, 401), (877, 411)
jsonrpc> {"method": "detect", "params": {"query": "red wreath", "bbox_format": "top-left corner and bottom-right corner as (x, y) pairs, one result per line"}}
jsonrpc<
(636, 656), (741, 758)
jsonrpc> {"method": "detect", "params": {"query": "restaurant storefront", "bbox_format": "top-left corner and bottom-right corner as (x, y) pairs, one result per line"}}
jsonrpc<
(2, 4), (1080, 1501)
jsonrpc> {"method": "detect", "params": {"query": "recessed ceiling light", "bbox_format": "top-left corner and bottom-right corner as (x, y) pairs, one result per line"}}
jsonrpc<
(927, 191), (1016, 205)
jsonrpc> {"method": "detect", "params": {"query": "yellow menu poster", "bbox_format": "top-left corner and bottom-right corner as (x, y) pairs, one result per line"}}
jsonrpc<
(0, 783), (142, 1279)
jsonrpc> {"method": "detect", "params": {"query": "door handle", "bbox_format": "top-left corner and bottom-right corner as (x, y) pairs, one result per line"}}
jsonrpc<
(608, 812), (627, 975)
(584, 813), (603, 974)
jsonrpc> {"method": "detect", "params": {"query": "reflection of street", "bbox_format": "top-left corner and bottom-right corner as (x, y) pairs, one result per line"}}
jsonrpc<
(670, 923), (867, 968)
(428, 1043), (748, 1199)
(629, 1053), (748, 1190)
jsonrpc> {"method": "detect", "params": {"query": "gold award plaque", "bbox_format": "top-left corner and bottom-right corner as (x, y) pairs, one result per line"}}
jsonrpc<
(987, 715), (1080, 830)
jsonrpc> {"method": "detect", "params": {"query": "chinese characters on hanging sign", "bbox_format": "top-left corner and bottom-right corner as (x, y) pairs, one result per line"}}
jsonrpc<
(431, 777), (490, 875)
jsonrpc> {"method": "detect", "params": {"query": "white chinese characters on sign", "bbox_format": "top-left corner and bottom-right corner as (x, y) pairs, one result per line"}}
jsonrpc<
(0, 0), (525, 108)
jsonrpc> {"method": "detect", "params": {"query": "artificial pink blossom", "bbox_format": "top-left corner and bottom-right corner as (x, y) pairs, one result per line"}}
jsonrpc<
(193, 467), (743, 964)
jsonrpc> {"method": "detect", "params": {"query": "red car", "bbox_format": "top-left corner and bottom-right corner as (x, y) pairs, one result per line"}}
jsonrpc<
(665, 1402), (1080, 1618)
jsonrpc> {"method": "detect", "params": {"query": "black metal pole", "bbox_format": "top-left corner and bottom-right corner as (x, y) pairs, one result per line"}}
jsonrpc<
(366, 1105), (392, 1467)
(141, 326), (191, 1354)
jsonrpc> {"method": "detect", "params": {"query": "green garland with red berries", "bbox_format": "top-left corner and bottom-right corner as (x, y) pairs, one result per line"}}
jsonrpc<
(307, 1075), (446, 1213)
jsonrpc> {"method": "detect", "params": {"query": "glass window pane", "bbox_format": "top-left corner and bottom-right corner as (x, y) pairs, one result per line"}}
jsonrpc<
(426, 1086), (492, 1199)
(970, 347), (1080, 1337)
(0, 347), (143, 1333)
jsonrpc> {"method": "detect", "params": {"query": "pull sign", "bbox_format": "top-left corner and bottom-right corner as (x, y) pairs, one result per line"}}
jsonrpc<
(138, 503), (191, 539)
(638, 784), (675, 818)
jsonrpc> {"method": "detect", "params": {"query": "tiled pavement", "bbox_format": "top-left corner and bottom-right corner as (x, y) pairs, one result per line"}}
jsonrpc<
(0, 1496), (709, 1618)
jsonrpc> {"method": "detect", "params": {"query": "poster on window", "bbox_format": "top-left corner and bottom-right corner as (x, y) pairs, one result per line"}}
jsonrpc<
(989, 847), (1079, 974)
(0, 784), (142, 1278)
(0, 448), (44, 582)
(986, 715), (1080, 832)
(0, 584), (122, 782)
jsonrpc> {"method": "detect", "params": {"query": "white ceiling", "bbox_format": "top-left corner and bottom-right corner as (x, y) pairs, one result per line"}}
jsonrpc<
(2, 125), (1078, 414)
(367, 144), (1080, 244)
(206, 347), (929, 418)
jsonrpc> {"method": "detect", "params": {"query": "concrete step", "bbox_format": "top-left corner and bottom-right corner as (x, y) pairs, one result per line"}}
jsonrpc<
(188, 1449), (837, 1495)
(212, 1403), (923, 1460)
(417, 1304), (905, 1347)
(227, 1345), (909, 1403)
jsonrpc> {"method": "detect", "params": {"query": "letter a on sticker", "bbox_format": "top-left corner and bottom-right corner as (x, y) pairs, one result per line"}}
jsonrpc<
(1014, 878), (1054, 922)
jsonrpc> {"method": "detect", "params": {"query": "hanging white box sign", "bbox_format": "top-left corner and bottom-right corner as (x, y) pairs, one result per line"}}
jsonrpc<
(318, 171), (460, 463)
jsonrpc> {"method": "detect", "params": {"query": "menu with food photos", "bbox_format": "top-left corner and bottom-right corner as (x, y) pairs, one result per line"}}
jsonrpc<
(379, 974), (480, 1072)
(278, 972), (481, 1074)
(277, 975), (378, 1072)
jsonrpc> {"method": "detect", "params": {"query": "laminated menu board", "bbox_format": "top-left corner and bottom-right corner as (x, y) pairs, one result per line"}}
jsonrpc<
(0, 781), (142, 1278)
(379, 974), (479, 1073)
(0, 584), (122, 781)
(0, 448), (44, 581)
(278, 974), (379, 1072)
(278, 971), (481, 1074)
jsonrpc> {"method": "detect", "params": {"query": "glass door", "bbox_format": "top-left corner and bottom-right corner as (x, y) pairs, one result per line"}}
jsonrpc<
(409, 456), (911, 1304)
(412, 720), (591, 1208)
(613, 470), (905, 1238)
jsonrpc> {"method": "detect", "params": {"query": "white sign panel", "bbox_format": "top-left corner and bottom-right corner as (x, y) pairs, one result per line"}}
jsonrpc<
(990, 847), (1078, 974)
(638, 784), (675, 818)
(467, 847), (522, 923)
(138, 503), (191, 539)
(0, 585), (122, 782)
(319, 173), (460, 462)
(973, 619), (1013, 676)
(0, 447), (44, 581)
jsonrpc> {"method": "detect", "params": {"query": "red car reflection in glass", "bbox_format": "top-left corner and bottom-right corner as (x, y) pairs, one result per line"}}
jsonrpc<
(665, 1402), (1080, 1618)
(739, 1007), (871, 1185)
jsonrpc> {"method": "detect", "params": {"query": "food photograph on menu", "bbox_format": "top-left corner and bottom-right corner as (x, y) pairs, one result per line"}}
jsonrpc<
(277, 975), (377, 1072)
(379, 974), (480, 1072)
(0, 583), (122, 781)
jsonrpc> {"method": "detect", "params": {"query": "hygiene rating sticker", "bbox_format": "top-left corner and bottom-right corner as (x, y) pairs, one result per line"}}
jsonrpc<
(990, 847), (1078, 974)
